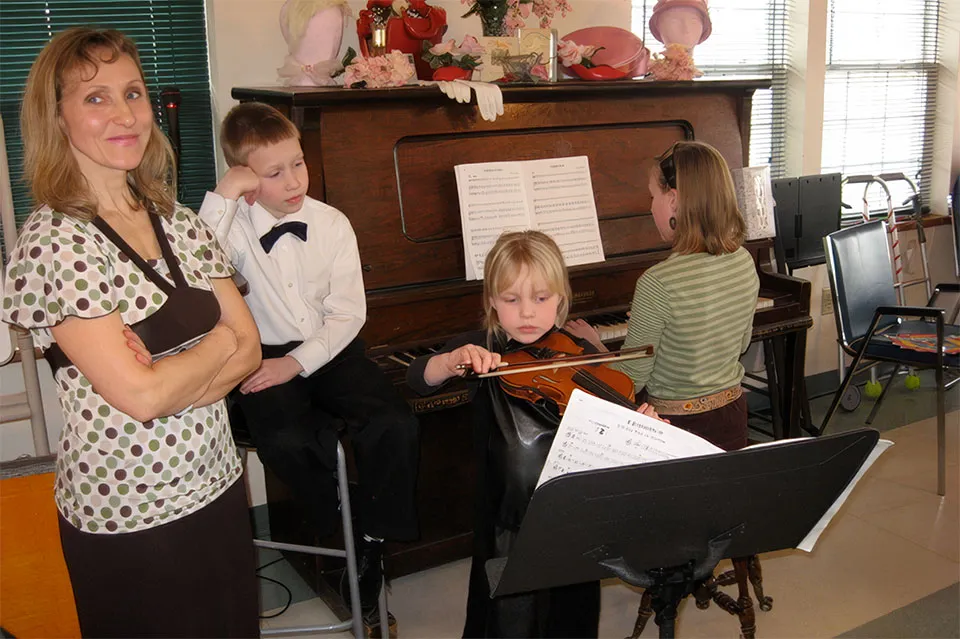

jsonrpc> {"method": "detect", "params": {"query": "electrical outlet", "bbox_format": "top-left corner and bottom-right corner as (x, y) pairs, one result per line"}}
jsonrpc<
(821, 287), (834, 316)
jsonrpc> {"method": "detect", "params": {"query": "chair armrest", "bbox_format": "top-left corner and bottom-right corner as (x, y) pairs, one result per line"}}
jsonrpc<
(928, 282), (960, 307)
(875, 305), (945, 320)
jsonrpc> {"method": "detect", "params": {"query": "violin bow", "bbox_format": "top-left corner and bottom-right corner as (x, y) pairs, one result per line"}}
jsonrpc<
(458, 345), (654, 379)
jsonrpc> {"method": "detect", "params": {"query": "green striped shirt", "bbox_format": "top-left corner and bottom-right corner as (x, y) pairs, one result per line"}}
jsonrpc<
(613, 247), (759, 400)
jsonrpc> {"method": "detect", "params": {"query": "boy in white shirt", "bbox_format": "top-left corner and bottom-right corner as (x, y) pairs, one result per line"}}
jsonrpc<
(200, 102), (418, 630)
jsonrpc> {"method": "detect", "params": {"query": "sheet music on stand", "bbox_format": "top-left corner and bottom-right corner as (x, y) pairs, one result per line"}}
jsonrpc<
(454, 156), (605, 280)
(539, 390), (893, 552)
(731, 165), (776, 241)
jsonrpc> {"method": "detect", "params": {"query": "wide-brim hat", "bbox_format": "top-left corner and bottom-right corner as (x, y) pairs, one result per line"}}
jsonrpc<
(649, 0), (712, 45)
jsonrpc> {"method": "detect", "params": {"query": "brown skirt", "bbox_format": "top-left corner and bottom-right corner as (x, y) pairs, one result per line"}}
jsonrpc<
(640, 390), (748, 452)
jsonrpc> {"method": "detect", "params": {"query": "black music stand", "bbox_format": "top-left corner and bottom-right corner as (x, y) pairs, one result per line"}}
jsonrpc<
(772, 172), (842, 274)
(486, 429), (880, 637)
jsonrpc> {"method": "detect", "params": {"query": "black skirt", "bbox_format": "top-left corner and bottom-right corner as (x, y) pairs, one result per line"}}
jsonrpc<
(58, 478), (259, 638)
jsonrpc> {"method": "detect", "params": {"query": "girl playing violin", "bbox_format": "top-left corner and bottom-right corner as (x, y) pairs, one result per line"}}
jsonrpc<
(407, 230), (661, 639)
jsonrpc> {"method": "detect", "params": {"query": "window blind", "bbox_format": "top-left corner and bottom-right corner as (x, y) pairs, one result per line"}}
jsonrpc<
(631, 0), (793, 177)
(0, 0), (216, 241)
(822, 0), (940, 223)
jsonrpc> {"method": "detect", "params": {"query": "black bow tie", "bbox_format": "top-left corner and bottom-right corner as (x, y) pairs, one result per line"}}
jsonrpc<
(259, 221), (308, 253)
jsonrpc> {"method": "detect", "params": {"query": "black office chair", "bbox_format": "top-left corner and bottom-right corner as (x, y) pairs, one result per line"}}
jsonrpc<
(818, 221), (959, 496)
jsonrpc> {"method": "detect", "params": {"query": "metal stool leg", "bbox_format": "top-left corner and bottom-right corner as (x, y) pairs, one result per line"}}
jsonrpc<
(255, 441), (366, 637)
(337, 442), (365, 639)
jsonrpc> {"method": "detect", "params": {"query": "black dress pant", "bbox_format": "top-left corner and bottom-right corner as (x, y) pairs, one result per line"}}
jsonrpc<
(235, 338), (419, 540)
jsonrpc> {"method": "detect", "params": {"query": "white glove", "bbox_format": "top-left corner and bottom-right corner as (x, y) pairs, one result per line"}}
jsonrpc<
(432, 80), (471, 103)
(457, 80), (504, 122)
(418, 80), (504, 121)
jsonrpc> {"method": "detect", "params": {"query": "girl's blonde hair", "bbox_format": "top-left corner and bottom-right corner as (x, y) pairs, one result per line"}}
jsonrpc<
(21, 27), (176, 221)
(482, 230), (572, 339)
(651, 140), (746, 256)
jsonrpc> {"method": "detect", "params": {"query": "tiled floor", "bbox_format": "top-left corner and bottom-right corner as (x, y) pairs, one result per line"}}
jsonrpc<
(261, 408), (959, 638)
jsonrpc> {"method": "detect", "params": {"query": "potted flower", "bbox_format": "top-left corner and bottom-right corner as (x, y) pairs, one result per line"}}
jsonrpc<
(461, 0), (571, 37)
(422, 36), (484, 81)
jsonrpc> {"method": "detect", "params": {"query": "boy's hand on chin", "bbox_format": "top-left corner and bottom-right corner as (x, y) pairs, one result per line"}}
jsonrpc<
(240, 356), (303, 394)
(215, 166), (261, 205)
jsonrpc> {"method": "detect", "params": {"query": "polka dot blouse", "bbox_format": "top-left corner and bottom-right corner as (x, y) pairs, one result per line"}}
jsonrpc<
(2, 205), (244, 534)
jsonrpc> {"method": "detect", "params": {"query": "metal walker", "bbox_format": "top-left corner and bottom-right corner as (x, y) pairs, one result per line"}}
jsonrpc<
(834, 173), (933, 411)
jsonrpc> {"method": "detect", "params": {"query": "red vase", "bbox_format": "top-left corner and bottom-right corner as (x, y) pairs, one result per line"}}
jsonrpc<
(357, 0), (447, 80)
(432, 66), (472, 81)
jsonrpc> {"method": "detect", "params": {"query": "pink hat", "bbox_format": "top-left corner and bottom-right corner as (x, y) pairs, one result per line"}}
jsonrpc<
(649, 0), (712, 45)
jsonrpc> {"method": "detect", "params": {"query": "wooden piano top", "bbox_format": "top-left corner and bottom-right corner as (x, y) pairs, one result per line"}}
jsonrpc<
(233, 77), (771, 106)
(233, 78), (795, 349)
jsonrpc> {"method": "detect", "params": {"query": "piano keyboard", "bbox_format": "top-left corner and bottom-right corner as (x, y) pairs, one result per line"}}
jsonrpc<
(585, 298), (776, 344)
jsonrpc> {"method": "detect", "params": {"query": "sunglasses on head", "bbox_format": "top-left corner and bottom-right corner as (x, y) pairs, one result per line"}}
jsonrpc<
(658, 143), (680, 190)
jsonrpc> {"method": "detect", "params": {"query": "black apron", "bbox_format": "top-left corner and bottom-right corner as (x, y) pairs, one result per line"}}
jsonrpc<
(46, 214), (221, 375)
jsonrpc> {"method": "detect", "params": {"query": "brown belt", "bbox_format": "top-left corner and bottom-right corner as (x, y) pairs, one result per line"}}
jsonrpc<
(647, 386), (743, 416)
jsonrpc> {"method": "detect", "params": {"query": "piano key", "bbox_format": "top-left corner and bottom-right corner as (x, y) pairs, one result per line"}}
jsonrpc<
(387, 354), (412, 367)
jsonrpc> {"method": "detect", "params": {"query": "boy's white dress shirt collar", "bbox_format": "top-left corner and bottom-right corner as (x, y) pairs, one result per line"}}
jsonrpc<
(198, 192), (367, 376)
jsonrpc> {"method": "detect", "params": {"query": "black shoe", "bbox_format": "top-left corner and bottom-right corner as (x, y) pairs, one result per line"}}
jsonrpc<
(341, 537), (384, 613)
(363, 607), (398, 639)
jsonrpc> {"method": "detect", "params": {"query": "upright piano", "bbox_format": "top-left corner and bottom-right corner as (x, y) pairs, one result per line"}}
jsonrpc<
(233, 79), (812, 578)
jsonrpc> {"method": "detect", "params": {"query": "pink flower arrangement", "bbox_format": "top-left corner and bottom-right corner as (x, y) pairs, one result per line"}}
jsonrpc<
(557, 40), (604, 68)
(422, 36), (484, 71)
(648, 43), (702, 81)
(344, 50), (417, 87)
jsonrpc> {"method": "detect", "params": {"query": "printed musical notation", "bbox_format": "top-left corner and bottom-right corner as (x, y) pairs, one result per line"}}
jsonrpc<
(536, 389), (724, 488)
(454, 157), (605, 280)
(535, 390), (893, 554)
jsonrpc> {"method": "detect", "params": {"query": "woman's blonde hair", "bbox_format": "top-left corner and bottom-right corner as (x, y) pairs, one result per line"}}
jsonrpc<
(482, 230), (572, 339)
(21, 27), (175, 221)
(651, 140), (745, 256)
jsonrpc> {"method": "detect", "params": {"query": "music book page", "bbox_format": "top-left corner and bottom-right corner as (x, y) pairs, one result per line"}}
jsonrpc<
(536, 389), (723, 488)
(455, 157), (605, 280)
(537, 389), (892, 552)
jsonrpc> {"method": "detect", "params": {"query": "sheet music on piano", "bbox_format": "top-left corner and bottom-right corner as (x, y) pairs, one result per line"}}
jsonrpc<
(455, 156), (605, 280)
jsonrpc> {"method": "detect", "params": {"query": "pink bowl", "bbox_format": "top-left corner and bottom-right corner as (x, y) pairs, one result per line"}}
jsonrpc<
(561, 27), (650, 78)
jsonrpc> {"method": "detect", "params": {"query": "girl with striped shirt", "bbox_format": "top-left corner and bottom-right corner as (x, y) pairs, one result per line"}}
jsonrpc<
(569, 141), (759, 450)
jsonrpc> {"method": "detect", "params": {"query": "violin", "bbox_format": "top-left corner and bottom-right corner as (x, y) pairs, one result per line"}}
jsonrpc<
(469, 330), (653, 415)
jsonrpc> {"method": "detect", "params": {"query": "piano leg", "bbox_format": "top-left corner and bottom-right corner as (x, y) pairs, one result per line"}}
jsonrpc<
(778, 330), (809, 439)
(762, 340), (784, 440)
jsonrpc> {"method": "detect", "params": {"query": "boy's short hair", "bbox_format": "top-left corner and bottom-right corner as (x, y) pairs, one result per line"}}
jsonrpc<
(220, 102), (300, 167)
(482, 230), (572, 339)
